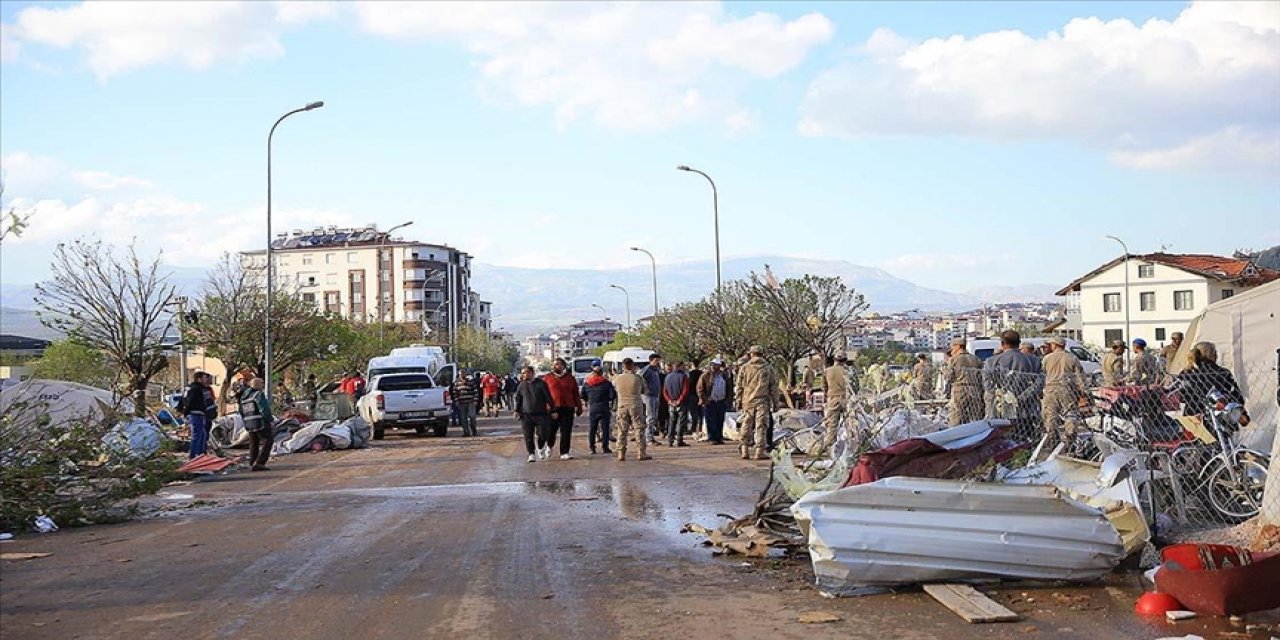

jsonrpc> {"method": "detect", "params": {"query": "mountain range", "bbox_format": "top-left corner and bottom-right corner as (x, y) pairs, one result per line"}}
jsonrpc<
(0, 256), (1057, 339)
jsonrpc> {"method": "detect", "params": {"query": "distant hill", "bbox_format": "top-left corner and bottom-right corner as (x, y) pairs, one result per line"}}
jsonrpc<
(475, 256), (986, 333)
(963, 284), (1058, 304)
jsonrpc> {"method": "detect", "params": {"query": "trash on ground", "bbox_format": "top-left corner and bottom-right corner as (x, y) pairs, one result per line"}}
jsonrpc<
(272, 416), (371, 455)
(160, 493), (196, 501)
(1135, 591), (1184, 617)
(796, 611), (842, 624)
(1166, 610), (1198, 621)
(922, 584), (1021, 623)
(1152, 543), (1280, 615)
(790, 477), (1127, 593)
(177, 454), (235, 474)
(1, 552), (52, 560)
(772, 446), (850, 501)
(32, 515), (58, 533)
(0, 533), (13, 541)
(101, 418), (165, 458)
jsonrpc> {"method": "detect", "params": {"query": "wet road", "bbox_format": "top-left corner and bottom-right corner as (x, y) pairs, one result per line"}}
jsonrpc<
(1, 416), (1272, 639)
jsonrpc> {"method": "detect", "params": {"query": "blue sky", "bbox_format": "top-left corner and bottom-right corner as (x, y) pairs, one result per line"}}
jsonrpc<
(2, 1), (1277, 298)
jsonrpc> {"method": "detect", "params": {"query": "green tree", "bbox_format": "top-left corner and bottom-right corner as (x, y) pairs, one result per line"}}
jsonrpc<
(307, 320), (422, 383)
(29, 340), (115, 388)
(454, 326), (519, 374)
(36, 240), (175, 415)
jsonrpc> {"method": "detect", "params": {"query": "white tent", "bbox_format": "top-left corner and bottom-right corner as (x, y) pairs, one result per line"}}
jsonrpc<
(1175, 280), (1280, 525)
(0, 379), (134, 429)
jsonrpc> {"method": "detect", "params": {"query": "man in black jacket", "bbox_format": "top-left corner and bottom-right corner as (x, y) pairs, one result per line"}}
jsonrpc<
(514, 365), (553, 462)
(580, 360), (617, 455)
(181, 371), (218, 459)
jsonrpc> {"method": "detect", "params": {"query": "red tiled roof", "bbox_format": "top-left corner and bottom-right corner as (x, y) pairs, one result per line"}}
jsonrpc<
(1056, 253), (1280, 296)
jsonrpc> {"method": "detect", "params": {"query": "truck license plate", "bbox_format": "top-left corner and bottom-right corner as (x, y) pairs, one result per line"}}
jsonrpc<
(402, 411), (433, 418)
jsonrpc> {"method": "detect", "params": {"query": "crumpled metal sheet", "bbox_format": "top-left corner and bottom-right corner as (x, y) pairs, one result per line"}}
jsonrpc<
(790, 477), (1127, 594)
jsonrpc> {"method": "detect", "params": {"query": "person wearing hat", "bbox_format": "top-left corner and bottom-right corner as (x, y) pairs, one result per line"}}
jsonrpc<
(1161, 332), (1184, 373)
(1127, 338), (1161, 385)
(1102, 339), (1127, 387)
(580, 359), (617, 455)
(911, 352), (936, 400)
(819, 353), (850, 452)
(734, 345), (782, 461)
(697, 357), (732, 445)
(942, 338), (984, 426)
(1040, 336), (1088, 456)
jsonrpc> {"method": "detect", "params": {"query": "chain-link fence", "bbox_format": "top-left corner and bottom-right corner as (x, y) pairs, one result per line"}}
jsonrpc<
(840, 358), (1277, 537)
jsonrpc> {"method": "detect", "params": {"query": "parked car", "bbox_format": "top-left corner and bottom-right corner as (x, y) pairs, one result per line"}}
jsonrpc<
(357, 372), (451, 440)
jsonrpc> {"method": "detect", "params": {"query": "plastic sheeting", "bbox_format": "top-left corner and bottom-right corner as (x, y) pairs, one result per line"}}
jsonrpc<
(791, 477), (1127, 594)
(101, 418), (164, 458)
(273, 416), (371, 455)
(773, 447), (852, 500)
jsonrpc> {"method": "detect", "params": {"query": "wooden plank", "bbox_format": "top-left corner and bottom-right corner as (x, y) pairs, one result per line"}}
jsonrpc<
(923, 584), (1021, 623)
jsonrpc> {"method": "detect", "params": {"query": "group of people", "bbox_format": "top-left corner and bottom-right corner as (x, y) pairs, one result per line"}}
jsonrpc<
(178, 370), (274, 471)
(447, 370), (521, 436)
(510, 348), (782, 463)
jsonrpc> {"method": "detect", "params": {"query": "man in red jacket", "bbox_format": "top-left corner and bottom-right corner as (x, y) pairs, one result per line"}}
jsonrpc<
(543, 358), (584, 460)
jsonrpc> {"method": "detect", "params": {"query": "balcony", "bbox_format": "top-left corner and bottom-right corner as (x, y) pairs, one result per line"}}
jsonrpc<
(403, 279), (425, 290)
(403, 259), (446, 270)
(404, 300), (426, 311)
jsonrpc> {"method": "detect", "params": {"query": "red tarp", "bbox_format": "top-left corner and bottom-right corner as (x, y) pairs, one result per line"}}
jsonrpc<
(177, 454), (235, 473)
(1155, 544), (1280, 616)
(845, 425), (1024, 487)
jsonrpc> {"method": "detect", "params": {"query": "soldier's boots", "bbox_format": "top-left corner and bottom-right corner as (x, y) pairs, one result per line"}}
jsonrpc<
(617, 450), (627, 462)
(637, 454), (652, 461)
(739, 444), (750, 460)
(751, 447), (767, 461)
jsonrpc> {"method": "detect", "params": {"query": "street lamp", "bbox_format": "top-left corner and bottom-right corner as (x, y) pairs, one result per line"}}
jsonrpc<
(1105, 235), (1131, 365)
(379, 220), (414, 349)
(265, 100), (324, 394)
(609, 284), (632, 329)
(630, 246), (659, 320)
(676, 164), (721, 294)
(590, 303), (607, 320)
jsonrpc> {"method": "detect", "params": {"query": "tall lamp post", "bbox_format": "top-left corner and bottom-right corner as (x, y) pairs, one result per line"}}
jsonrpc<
(1105, 235), (1131, 365)
(609, 284), (632, 329)
(676, 164), (721, 294)
(590, 303), (607, 320)
(630, 246), (659, 320)
(266, 100), (324, 394)
(378, 220), (414, 349)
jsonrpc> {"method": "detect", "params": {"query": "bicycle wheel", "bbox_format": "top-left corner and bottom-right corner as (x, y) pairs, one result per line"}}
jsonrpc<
(1206, 457), (1269, 523)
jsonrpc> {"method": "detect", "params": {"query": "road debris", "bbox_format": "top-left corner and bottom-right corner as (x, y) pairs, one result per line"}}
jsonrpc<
(1153, 543), (1280, 615)
(1165, 610), (1198, 621)
(923, 584), (1020, 623)
(1, 552), (52, 561)
(796, 611), (842, 624)
(32, 515), (57, 533)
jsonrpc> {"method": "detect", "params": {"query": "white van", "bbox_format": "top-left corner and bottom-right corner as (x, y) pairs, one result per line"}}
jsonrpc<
(601, 347), (656, 376)
(570, 355), (599, 385)
(965, 337), (1102, 384)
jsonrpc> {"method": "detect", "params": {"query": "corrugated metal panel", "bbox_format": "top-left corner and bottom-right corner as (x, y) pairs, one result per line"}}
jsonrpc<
(791, 477), (1126, 594)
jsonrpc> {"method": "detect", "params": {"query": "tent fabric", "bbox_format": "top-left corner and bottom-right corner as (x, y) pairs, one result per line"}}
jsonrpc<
(844, 420), (1023, 487)
(0, 379), (134, 430)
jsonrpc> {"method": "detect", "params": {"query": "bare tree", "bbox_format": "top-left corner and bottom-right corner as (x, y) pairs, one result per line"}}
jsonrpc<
(747, 270), (868, 383)
(36, 240), (176, 415)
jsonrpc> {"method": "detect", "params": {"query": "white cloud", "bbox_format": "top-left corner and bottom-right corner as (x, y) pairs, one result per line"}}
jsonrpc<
(9, 1), (286, 80)
(799, 1), (1280, 171)
(1110, 126), (1280, 172)
(1, 151), (61, 191)
(0, 23), (19, 63)
(273, 1), (340, 25)
(354, 2), (833, 132)
(72, 170), (154, 190)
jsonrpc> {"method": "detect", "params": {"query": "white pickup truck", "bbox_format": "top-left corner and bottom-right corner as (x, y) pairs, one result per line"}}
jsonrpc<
(358, 372), (452, 440)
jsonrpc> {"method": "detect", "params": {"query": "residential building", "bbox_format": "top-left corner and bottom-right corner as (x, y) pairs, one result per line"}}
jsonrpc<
(1055, 253), (1279, 349)
(241, 225), (488, 342)
(567, 319), (622, 356)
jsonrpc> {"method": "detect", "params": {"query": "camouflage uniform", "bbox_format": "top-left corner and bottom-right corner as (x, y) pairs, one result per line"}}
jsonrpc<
(1041, 350), (1087, 454)
(1102, 351), (1125, 387)
(1128, 351), (1161, 385)
(612, 370), (648, 461)
(735, 354), (781, 460)
(911, 360), (936, 399)
(820, 363), (849, 452)
(943, 353), (984, 426)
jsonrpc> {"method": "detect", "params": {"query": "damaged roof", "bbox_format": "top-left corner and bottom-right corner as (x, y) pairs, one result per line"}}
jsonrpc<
(1056, 252), (1280, 296)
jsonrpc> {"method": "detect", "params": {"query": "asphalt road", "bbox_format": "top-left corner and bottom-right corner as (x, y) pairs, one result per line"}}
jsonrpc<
(1, 415), (1274, 639)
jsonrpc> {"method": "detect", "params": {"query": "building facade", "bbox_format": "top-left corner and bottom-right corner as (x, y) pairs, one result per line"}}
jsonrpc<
(1055, 253), (1279, 350)
(242, 226), (489, 340)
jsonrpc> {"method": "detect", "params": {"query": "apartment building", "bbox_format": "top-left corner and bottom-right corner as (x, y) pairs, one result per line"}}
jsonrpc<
(242, 225), (490, 339)
(1055, 253), (1279, 349)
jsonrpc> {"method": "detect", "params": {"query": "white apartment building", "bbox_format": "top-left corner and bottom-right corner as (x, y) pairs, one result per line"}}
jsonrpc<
(567, 320), (622, 356)
(1055, 253), (1278, 349)
(242, 226), (488, 340)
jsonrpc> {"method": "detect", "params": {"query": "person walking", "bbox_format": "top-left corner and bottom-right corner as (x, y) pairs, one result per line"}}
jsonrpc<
(1102, 340), (1126, 387)
(910, 353), (936, 400)
(639, 353), (662, 445)
(942, 339), (984, 426)
(819, 354), (850, 453)
(735, 345), (782, 461)
(662, 361), (691, 447)
(481, 371), (502, 417)
(238, 376), (274, 471)
(580, 360), (616, 455)
(503, 373), (519, 412)
(697, 357), (731, 445)
(1040, 336), (1088, 456)
(181, 371), (218, 459)
(1127, 339), (1161, 385)
(543, 358), (583, 460)
(612, 358), (651, 461)
(686, 361), (704, 441)
(451, 371), (479, 437)
(514, 366), (553, 462)
(982, 330), (1044, 441)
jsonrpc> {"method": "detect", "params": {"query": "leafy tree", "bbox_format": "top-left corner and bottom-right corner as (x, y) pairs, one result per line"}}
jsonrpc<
(454, 326), (519, 374)
(36, 240), (175, 415)
(29, 340), (114, 388)
(307, 321), (422, 383)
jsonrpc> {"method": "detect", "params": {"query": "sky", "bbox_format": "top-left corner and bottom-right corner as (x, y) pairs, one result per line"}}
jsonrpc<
(1, 0), (1278, 297)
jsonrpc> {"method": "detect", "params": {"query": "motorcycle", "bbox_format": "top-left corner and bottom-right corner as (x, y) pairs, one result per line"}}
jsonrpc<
(1166, 390), (1270, 523)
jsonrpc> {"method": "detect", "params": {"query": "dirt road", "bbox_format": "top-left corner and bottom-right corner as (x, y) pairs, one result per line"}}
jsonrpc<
(1, 417), (1272, 639)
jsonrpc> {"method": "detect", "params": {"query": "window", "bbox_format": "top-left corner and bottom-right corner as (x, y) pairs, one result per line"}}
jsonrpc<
(326, 273), (337, 285)
(1221, 289), (1235, 300)
(1104, 329), (1124, 346)
(1155, 328), (1166, 341)
(1139, 292), (1155, 311)
(301, 293), (316, 304)
(347, 252), (358, 264)
(1103, 293), (1121, 312)
(304, 275), (317, 287)
(302, 255), (313, 266)
(1174, 290), (1194, 310)
(1138, 264), (1155, 278)
(352, 292), (363, 304)
(325, 253), (335, 264)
